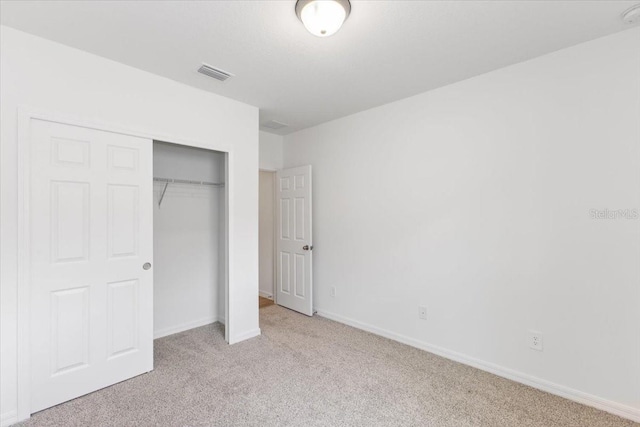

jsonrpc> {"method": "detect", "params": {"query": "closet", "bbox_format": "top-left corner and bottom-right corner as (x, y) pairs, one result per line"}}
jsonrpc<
(152, 141), (226, 338)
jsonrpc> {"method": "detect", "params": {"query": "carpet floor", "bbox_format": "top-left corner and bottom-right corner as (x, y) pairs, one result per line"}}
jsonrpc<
(22, 305), (636, 427)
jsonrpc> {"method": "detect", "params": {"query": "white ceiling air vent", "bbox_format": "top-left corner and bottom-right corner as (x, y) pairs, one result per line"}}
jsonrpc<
(197, 63), (233, 82)
(261, 120), (289, 130)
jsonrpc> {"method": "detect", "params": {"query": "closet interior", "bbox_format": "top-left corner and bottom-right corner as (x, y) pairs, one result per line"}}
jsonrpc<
(152, 141), (226, 339)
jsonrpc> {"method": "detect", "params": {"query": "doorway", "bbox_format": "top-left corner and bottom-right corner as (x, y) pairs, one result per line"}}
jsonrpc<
(259, 166), (314, 316)
(259, 170), (276, 309)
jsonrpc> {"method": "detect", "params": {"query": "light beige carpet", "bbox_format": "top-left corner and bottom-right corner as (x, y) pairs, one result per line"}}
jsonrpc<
(22, 305), (636, 427)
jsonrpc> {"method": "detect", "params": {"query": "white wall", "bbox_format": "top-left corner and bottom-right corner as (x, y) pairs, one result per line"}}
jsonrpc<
(1, 26), (260, 425)
(259, 171), (275, 298)
(284, 28), (640, 421)
(153, 142), (225, 338)
(153, 140), (225, 184)
(259, 131), (283, 171)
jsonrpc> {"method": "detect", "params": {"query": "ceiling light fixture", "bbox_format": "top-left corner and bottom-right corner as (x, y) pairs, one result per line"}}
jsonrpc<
(295, 0), (351, 37)
(622, 4), (640, 24)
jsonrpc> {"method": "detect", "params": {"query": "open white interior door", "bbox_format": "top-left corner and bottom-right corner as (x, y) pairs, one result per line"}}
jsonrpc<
(29, 119), (153, 413)
(276, 165), (313, 316)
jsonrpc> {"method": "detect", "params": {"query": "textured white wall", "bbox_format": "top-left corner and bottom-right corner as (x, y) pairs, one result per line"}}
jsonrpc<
(153, 141), (225, 183)
(153, 142), (226, 338)
(1, 26), (259, 424)
(284, 28), (640, 420)
(259, 131), (284, 171)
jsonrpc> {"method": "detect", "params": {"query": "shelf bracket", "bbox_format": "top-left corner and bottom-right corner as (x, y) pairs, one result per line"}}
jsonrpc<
(158, 182), (169, 208)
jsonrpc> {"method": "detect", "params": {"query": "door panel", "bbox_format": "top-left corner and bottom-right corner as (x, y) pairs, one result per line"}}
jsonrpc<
(30, 119), (153, 413)
(51, 181), (90, 262)
(107, 185), (140, 258)
(107, 279), (139, 358)
(50, 287), (90, 375)
(276, 165), (312, 316)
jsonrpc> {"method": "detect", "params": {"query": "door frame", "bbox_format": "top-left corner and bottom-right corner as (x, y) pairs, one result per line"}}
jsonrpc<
(258, 168), (277, 304)
(16, 106), (233, 421)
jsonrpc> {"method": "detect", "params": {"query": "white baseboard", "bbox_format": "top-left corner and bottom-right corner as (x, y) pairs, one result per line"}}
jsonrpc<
(1, 410), (18, 427)
(229, 328), (261, 344)
(258, 290), (273, 299)
(153, 315), (221, 339)
(315, 309), (640, 423)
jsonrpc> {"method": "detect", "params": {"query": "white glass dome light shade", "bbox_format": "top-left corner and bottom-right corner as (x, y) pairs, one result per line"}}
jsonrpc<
(295, 0), (351, 37)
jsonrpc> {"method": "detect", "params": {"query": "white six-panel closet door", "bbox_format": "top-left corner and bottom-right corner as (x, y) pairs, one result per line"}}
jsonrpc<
(29, 119), (153, 413)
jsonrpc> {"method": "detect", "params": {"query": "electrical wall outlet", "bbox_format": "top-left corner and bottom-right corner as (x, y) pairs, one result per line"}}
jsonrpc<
(418, 306), (427, 320)
(330, 286), (336, 297)
(529, 331), (543, 351)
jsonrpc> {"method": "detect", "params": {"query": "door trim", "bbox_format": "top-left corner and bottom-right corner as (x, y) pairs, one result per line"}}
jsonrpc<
(16, 106), (233, 421)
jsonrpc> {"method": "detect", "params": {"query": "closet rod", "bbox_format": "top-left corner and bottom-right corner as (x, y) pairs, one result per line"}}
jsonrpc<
(154, 177), (224, 208)
(153, 177), (224, 187)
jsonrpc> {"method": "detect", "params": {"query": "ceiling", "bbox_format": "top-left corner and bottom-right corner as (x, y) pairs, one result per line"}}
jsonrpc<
(1, 1), (638, 135)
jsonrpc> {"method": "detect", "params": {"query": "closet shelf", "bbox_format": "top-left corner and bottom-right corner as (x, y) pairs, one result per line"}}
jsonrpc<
(154, 177), (224, 207)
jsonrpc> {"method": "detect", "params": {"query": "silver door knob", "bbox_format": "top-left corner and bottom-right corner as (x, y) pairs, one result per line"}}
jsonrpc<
(143, 262), (152, 270)
(303, 245), (313, 251)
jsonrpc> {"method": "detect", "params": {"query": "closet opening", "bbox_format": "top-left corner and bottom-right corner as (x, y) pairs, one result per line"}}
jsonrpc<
(152, 140), (227, 340)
